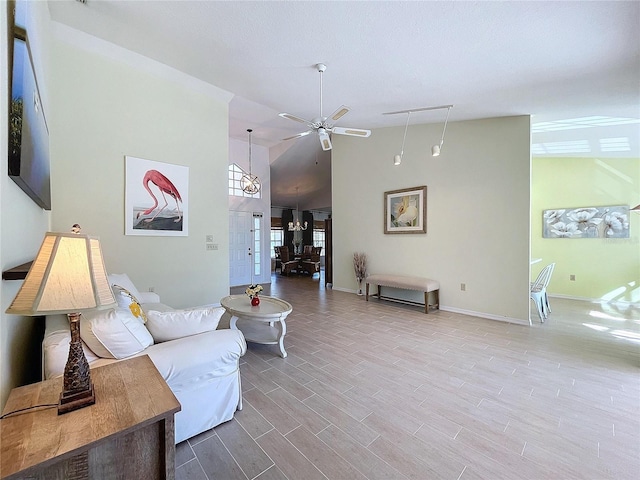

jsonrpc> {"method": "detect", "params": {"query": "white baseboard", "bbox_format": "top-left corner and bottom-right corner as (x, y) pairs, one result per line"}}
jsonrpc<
(549, 294), (640, 307)
(439, 306), (531, 326)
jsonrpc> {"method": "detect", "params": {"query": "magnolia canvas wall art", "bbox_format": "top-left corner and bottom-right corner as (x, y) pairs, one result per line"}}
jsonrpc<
(384, 186), (427, 234)
(125, 156), (189, 236)
(543, 205), (629, 238)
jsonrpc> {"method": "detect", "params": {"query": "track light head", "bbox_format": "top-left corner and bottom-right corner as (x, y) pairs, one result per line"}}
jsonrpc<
(431, 145), (441, 157)
(394, 154), (402, 165)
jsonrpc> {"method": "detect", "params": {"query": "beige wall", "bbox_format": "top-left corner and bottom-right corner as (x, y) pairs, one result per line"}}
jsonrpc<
(332, 116), (532, 324)
(1, 1), (52, 408)
(531, 157), (640, 302)
(48, 24), (233, 309)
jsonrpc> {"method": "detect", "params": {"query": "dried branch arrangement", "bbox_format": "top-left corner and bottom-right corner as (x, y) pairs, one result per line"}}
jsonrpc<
(353, 252), (368, 281)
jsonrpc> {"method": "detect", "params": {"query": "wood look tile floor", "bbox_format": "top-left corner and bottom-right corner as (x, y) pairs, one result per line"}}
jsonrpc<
(176, 271), (640, 480)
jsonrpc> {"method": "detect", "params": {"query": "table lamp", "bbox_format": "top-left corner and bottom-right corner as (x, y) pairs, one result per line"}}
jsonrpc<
(5, 230), (115, 414)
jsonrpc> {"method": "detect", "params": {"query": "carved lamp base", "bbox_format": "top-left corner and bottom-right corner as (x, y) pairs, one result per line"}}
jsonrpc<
(58, 312), (96, 414)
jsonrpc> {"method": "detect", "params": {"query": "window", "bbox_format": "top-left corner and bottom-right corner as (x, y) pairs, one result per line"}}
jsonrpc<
(313, 228), (325, 253)
(253, 214), (262, 276)
(270, 228), (283, 258)
(228, 164), (261, 198)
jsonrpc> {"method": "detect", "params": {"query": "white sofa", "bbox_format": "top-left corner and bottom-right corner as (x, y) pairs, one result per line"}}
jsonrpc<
(43, 274), (247, 443)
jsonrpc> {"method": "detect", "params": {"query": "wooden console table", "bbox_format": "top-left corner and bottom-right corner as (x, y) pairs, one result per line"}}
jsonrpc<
(0, 355), (180, 480)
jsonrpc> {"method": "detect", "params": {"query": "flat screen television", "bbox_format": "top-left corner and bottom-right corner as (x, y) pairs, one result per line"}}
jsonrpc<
(8, 28), (51, 210)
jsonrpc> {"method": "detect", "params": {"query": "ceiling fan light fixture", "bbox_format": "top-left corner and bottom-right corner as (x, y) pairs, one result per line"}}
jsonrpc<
(318, 128), (332, 151)
(278, 64), (371, 150)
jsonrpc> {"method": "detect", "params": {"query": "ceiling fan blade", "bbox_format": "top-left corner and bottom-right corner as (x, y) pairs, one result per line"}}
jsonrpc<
(279, 112), (313, 125)
(331, 126), (371, 138)
(329, 105), (350, 122)
(282, 130), (313, 141)
(318, 128), (333, 151)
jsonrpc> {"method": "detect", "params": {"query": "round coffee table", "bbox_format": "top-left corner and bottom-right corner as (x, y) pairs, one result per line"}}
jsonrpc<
(220, 295), (293, 358)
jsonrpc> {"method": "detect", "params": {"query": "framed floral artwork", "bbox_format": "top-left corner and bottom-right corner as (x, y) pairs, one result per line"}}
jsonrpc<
(384, 186), (427, 234)
(542, 205), (629, 238)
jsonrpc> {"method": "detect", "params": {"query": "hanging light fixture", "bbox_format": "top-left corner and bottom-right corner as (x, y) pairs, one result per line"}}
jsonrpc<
(383, 104), (454, 161)
(394, 111), (412, 166)
(432, 105), (453, 157)
(241, 129), (261, 194)
(288, 187), (308, 232)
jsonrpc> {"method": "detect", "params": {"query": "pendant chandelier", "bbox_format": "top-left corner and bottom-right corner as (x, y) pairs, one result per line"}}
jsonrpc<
(288, 187), (308, 231)
(241, 129), (261, 194)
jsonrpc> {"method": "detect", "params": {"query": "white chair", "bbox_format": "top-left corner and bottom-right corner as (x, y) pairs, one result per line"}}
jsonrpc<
(530, 263), (555, 322)
(542, 263), (555, 316)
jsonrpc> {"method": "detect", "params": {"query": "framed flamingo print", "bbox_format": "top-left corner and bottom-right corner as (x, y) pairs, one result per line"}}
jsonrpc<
(384, 186), (427, 234)
(125, 156), (189, 236)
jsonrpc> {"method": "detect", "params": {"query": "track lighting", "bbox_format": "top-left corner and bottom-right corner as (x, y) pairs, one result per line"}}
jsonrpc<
(432, 105), (452, 157)
(394, 111), (412, 166)
(383, 104), (453, 161)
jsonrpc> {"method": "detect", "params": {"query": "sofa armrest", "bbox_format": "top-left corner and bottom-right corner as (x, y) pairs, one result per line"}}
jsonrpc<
(144, 329), (246, 387)
(138, 291), (161, 303)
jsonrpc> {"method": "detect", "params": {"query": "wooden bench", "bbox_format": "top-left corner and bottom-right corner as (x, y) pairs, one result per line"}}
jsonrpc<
(365, 274), (440, 314)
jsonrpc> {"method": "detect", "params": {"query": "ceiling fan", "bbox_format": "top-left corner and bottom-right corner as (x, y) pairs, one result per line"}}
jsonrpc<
(279, 63), (371, 151)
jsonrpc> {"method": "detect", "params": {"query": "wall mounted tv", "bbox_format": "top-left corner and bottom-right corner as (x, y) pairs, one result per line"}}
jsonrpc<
(9, 28), (51, 210)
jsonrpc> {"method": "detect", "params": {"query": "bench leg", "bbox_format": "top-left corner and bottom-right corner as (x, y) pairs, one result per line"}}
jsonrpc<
(424, 290), (440, 314)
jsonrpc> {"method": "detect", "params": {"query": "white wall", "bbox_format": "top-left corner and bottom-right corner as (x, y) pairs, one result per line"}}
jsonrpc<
(48, 24), (233, 309)
(332, 116), (532, 324)
(1, 1), (52, 408)
(229, 137), (272, 285)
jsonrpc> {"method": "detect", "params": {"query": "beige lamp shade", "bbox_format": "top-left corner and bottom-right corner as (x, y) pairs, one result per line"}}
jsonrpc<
(6, 232), (116, 315)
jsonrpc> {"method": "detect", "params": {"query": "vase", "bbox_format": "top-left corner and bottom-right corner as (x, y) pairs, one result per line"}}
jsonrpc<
(251, 296), (260, 306)
(356, 279), (363, 296)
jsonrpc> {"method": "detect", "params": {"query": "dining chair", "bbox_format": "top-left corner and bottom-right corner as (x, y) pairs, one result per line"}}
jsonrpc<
(530, 262), (555, 322)
(274, 246), (282, 273)
(279, 247), (299, 276)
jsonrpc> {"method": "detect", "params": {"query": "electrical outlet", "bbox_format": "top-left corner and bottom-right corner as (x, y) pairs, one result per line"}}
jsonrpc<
(461, 283), (466, 291)
(570, 274), (575, 281)
(206, 235), (213, 243)
(206, 244), (215, 251)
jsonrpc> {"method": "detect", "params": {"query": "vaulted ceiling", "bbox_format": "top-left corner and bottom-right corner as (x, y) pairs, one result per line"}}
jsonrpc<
(48, 1), (640, 211)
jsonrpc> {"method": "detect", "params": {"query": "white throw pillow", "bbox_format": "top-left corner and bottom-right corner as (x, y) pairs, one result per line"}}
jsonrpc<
(146, 307), (224, 343)
(108, 273), (143, 300)
(112, 284), (148, 324)
(80, 308), (154, 359)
